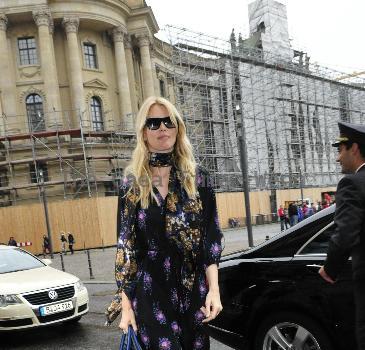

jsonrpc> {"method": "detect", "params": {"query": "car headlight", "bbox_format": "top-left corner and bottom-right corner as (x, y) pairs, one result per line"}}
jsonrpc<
(75, 281), (86, 292)
(0, 295), (23, 308)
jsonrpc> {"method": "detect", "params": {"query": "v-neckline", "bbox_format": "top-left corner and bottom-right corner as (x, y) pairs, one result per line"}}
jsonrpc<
(153, 186), (167, 204)
(152, 166), (175, 204)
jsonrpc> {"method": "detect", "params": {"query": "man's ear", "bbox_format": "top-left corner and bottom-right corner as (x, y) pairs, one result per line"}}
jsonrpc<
(352, 142), (360, 155)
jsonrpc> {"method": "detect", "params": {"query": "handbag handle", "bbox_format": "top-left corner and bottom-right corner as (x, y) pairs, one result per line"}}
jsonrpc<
(119, 328), (131, 350)
(131, 327), (142, 350)
(130, 327), (142, 350)
(119, 326), (142, 350)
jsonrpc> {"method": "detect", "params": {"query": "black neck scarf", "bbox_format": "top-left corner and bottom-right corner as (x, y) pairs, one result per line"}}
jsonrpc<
(149, 151), (175, 167)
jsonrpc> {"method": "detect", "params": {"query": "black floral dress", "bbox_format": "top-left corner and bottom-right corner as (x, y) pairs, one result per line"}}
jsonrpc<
(111, 166), (223, 350)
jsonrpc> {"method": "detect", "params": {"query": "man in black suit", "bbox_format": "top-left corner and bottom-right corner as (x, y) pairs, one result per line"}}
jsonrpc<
(319, 121), (365, 349)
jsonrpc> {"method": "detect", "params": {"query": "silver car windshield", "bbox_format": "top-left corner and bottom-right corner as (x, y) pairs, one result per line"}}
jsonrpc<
(0, 248), (44, 274)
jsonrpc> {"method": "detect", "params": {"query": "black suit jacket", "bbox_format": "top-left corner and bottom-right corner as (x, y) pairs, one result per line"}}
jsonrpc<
(324, 164), (365, 280)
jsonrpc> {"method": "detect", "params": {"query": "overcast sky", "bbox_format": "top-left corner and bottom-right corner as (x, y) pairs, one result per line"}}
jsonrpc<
(146, 0), (365, 75)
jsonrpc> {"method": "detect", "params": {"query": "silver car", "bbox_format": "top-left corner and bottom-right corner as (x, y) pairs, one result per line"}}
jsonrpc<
(0, 245), (89, 331)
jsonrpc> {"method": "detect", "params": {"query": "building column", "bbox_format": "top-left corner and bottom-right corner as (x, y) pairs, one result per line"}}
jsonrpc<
(136, 33), (155, 98)
(150, 49), (160, 97)
(124, 36), (138, 116)
(33, 8), (62, 128)
(0, 13), (17, 133)
(112, 26), (132, 130)
(62, 17), (85, 119)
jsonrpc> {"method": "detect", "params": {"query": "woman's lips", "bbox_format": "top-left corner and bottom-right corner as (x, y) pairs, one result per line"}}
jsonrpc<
(158, 135), (169, 140)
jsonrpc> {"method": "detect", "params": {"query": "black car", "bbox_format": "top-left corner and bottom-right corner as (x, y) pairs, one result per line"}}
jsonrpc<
(209, 205), (356, 350)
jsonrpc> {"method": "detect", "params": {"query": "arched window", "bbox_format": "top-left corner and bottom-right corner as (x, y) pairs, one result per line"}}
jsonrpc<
(26, 94), (45, 131)
(90, 96), (104, 131)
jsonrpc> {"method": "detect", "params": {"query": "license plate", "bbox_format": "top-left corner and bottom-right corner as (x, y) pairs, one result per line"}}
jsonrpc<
(39, 301), (73, 316)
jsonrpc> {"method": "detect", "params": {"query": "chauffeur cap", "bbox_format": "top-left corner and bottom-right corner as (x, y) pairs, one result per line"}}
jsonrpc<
(332, 121), (365, 147)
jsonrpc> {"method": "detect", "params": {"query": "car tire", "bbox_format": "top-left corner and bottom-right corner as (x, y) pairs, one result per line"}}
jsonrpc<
(254, 311), (333, 350)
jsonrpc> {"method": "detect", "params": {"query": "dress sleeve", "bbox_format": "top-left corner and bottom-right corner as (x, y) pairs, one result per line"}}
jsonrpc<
(197, 167), (223, 267)
(106, 177), (138, 324)
(324, 176), (364, 279)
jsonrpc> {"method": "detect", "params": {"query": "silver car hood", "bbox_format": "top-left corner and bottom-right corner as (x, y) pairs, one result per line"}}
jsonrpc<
(0, 266), (78, 295)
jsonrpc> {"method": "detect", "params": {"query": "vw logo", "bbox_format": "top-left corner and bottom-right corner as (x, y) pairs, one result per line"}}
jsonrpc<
(48, 290), (58, 300)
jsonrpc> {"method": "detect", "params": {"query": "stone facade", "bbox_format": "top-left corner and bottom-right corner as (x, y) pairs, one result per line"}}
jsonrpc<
(0, 0), (158, 128)
(0, 0), (160, 205)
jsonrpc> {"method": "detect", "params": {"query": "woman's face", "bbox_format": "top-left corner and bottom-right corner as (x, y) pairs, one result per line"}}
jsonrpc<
(143, 104), (178, 153)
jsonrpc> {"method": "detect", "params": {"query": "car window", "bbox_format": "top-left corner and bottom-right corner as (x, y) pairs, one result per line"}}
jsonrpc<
(0, 248), (44, 274)
(299, 222), (335, 255)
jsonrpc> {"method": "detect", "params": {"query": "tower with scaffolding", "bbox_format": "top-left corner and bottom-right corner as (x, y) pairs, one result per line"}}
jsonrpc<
(153, 0), (365, 211)
(1, 0), (365, 213)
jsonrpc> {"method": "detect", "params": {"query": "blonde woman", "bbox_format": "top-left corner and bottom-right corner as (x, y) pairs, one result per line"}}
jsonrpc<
(106, 97), (223, 349)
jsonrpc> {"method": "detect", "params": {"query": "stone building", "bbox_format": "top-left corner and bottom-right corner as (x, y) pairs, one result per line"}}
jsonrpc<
(1, 0), (364, 217)
(0, 0), (161, 205)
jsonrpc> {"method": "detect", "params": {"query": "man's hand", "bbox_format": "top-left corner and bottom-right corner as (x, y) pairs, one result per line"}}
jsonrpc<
(319, 266), (335, 284)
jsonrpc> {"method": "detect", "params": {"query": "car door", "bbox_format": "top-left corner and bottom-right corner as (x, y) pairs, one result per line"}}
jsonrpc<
(290, 222), (356, 349)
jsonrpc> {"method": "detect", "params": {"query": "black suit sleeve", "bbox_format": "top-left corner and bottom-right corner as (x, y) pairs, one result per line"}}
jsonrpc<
(324, 176), (364, 279)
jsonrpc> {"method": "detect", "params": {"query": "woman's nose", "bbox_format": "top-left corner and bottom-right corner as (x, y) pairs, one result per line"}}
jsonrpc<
(159, 121), (168, 131)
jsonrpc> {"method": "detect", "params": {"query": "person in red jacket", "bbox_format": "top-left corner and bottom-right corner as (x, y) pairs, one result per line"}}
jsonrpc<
(277, 205), (288, 231)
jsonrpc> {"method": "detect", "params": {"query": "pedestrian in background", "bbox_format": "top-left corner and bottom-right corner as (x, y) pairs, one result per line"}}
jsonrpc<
(42, 234), (50, 257)
(288, 202), (298, 226)
(297, 204), (304, 222)
(316, 201), (322, 212)
(60, 232), (67, 254)
(8, 236), (17, 247)
(228, 217), (239, 228)
(302, 201), (309, 219)
(319, 121), (365, 350)
(106, 96), (223, 349)
(310, 203), (317, 215)
(67, 232), (75, 255)
(278, 205), (288, 231)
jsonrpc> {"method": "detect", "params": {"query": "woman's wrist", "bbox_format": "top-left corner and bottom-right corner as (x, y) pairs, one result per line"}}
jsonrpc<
(121, 293), (132, 309)
(122, 301), (132, 310)
(208, 286), (220, 293)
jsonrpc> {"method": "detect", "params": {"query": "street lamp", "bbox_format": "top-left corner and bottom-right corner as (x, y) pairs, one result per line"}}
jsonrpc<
(236, 103), (254, 247)
(39, 169), (53, 258)
(299, 168), (304, 204)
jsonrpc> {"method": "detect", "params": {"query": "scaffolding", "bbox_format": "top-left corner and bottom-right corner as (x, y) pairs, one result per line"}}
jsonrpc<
(0, 109), (136, 206)
(2, 2), (365, 208)
(156, 24), (365, 196)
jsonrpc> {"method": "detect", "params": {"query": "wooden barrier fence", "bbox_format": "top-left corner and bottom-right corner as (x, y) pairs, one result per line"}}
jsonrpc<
(0, 186), (336, 255)
(0, 197), (118, 256)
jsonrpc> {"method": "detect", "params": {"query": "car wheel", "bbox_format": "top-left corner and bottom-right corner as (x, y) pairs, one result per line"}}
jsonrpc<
(254, 311), (333, 350)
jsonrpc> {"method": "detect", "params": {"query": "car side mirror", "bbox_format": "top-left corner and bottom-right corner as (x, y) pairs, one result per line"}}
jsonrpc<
(42, 258), (52, 265)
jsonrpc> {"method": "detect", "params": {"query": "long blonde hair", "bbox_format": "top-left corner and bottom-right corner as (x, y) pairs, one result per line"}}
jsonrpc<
(125, 96), (197, 208)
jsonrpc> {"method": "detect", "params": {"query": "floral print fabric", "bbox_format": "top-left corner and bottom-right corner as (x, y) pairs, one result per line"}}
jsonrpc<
(108, 166), (223, 349)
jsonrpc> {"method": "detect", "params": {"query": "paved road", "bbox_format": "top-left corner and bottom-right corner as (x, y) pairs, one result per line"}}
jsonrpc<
(1, 222), (281, 350)
(1, 284), (234, 350)
(48, 222), (281, 282)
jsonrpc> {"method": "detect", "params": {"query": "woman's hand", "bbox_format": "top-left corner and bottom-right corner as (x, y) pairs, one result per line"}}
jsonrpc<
(201, 288), (223, 323)
(118, 293), (137, 333)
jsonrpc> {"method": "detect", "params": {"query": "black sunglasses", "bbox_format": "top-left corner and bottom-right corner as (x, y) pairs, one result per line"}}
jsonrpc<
(145, 116), (176, 130)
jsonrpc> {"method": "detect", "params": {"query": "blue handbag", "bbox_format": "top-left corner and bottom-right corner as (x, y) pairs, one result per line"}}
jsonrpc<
(119, 326), (142, 350)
